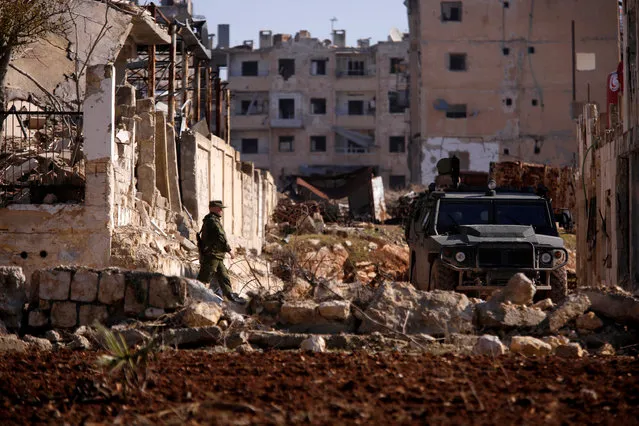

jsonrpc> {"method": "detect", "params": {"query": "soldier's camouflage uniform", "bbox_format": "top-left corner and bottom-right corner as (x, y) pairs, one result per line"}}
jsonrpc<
(196, 211), (233, 298)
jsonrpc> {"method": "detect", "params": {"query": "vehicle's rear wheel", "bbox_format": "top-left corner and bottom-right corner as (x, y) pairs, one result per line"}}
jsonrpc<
(537, 267), (568, 304)
(429, 259), (458, 291)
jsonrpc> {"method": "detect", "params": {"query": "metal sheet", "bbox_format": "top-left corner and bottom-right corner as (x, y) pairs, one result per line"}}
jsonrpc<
(371, 176), (388, 222)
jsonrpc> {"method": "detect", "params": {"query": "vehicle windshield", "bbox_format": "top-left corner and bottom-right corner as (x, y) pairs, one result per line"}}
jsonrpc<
(436, 199), (555, 235)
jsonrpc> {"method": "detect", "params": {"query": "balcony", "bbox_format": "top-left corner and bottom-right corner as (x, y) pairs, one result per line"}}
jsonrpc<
(227, 71), (271, 92)
(270, 117), (303, 128)
(335, 109), (375, 129)
(334, 74), (377, 91)
(231, 114), (269, 130)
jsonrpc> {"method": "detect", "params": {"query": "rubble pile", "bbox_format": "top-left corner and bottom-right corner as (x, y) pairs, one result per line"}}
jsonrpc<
(0, 113), (85, 206)
(1, 264), (638, 357)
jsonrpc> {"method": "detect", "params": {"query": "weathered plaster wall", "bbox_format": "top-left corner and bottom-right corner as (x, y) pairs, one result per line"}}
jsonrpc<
(420, 138), (500, 184)
(180, 131), (276, 254)
(409, 0), (620, 184)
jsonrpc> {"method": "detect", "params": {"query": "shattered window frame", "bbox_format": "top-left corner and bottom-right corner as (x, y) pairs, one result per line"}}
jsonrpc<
(448, 53), (467, 71)
(278, 58), (296, 79)
(441, 1), (462, 22)
(311, 59), (327, 76)
(446, 104), (468, 119)
(241, 61), (259, 76)
(278, 136), (295, 152)
(389, 136), (406, 153)
(310, 98), (327, 115)
(347, 59), (366, 76)
(310, 135), (327, 152)
(390, 57), (404, 74)
(241, 138), (259, 154)
(278, 98), (296, 119)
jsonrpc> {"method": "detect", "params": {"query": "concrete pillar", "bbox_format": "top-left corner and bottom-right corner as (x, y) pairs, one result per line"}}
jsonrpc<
(84, 65), (116, 162)
(165, 123), (182, 212)
(154, 111), (171, 202)
(136, 99), (156, 205)
(179, 131), (199, 219)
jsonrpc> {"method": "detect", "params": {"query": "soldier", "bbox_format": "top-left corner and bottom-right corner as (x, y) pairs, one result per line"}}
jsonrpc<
(197, 200), (246, 304)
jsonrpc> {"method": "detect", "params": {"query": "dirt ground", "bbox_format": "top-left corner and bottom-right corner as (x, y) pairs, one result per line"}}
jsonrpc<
(1, 349), (637, 425)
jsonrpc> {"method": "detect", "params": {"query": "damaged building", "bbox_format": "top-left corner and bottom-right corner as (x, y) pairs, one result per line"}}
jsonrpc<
(212, 28), (410, 189)
(0, 0), (276, 283)
(575, 0), (638, 293)
(405, 0), (619, 185)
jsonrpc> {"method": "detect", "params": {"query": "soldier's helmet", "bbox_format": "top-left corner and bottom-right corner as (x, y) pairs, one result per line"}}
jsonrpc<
(209, 200), (226, 208)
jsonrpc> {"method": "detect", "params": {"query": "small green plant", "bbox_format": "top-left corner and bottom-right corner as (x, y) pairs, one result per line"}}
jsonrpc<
(95, 324), (158, 395)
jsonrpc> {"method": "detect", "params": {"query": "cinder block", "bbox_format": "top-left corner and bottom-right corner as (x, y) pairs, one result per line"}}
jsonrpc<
(98, 273), (126, 304)
(148, 276), (186, 309)
(28, 310), (49, 328)
(51, 302), (78, 328)
(38, 270), (71, 301)
(70, 270), (98, 302)
(79, 305), (108, 326)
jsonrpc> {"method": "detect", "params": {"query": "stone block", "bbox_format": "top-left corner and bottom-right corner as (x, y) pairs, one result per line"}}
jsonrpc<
(555, 342), (584, 358)
(160, 326), (222, 347)
(318, 300), (351, 321)
(28, 310), (49, 328)
(136, 98), (155, 114)
(149, 276), (185, 309)
(116, 85), (136, 107)
(300, 335), (326, 353)
(51, 302), (78, 328)
(576, 311), (604, 331)
(124, 278), (148, 315)
(180, 302), (222, 327)
(547, 294), (591, 332)
(22, 335), (53, 352)
(280, 301), (318, 325)
(0, 266), (27, 329)
(472, 335), (507, 356)
(79, 305), (109, 326)
(510, 336), (552, 357)
(98, 273), (126, 304)
(38, 270), (72, 301)
(70, 270), (98, 302)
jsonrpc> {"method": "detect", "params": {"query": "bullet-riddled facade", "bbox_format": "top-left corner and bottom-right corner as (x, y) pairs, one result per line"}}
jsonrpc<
(406, 0), (619, 184)
(221, 32), (410, 188)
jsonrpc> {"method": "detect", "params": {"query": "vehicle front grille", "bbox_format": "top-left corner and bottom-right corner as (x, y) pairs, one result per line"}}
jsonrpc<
(477, 245), (534, 268)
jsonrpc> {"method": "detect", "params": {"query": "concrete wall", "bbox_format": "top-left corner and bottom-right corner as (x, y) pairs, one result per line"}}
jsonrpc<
(225, 37), (410, 187)
(181, 131), (276, 254)
(408, 0), (620, 184)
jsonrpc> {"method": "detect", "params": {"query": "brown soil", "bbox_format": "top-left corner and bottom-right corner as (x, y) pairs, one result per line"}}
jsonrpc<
(1, 350), (638, 425)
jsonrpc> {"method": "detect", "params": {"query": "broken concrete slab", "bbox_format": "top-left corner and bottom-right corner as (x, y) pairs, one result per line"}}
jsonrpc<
(160, 326), (222, 347)
(0, 266), (27, 329)
(280, 301), (318, 325)
(476, 302), (547, 329)
(546, 294), (591, 333)
(180, 302), (223, 327)
(510, 336), (552, 356)
(318, 300), (351, 321)
(358, 283), (474, 336)
(584, 290), (639, 324)
(576, 312), (604, 331)
(184, 278), (224, 304)
(532, 298), (555, 311)
(542, 335), (570, 350)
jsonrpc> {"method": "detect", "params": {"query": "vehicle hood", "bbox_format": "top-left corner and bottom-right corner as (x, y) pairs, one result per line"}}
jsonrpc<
(431, 225), (564, 247)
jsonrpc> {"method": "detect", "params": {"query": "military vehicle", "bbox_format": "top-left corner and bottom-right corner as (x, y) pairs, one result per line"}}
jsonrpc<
(405, 175), (568, 302)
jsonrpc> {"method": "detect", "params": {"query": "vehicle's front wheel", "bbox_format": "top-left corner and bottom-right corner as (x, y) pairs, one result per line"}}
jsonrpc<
(537, 267), (568, 304)
(429, 259), (458, 291)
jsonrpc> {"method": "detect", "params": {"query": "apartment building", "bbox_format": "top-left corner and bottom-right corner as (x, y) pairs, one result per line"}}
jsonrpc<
(217, 30), (410, 188)
(406, 0), (619, 184)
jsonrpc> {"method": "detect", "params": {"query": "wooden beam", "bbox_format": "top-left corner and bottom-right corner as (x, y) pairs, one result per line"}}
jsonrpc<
(194, 59), (201, 122)
(148, 45), (156, 99)
(168, 24), (177, 126)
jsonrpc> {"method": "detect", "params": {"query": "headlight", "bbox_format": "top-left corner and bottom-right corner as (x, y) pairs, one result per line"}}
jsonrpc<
(540, 252), (552, 264)
(455, 251), (466, 263)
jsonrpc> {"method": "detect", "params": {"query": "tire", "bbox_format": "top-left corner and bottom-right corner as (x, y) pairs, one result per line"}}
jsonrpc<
(429, 259), (458, 291)
(537, 267), (568, 304)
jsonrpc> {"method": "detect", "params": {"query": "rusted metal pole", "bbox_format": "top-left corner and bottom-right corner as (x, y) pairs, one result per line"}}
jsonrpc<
(148, 45), (156, 99)
(194, 59), (201, 122)
(206, 66), (212, 131)
(215, 74), (222, 137)
(181, 42), (189, 121)
(168, 23), (177, 126)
